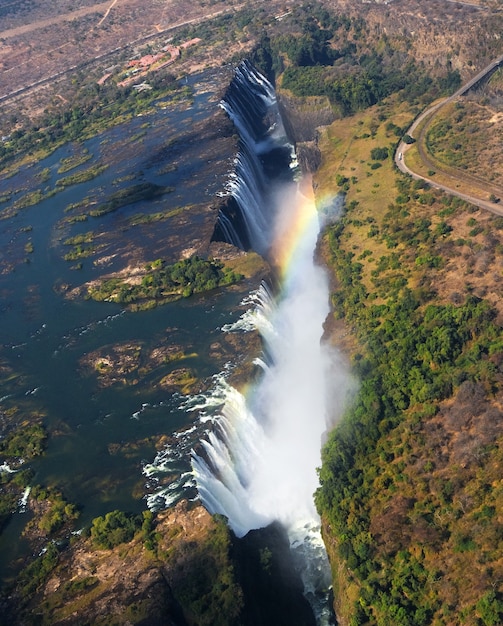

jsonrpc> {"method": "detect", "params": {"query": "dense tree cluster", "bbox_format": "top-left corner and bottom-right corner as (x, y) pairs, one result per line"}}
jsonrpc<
(88, 255), (244, 306)
(250, 3), (461, 117)
(90, 510), (143, 550)
(0, 423), (46, 459)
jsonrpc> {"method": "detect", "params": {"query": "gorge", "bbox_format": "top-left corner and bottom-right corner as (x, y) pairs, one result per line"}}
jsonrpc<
(190, 60), (354, 622)
(0, 60), (349, 624)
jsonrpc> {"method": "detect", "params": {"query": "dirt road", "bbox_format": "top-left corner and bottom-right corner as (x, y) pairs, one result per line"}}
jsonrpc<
(0, 2), (114, 39)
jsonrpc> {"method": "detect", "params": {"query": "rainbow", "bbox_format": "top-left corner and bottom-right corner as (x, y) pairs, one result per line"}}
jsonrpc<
(271, 176), (322, 282)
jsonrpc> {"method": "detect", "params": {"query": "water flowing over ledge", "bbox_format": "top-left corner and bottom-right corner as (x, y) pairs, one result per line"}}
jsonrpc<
(211, 60), (296, 256)
(191, 61), (355, 624)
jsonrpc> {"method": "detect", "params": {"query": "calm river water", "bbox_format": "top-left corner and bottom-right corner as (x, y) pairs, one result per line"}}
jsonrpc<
(0, 68), (251, 579)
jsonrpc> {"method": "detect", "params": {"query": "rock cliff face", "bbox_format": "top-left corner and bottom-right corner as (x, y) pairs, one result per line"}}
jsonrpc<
(278, 92), (335, 173)
(4, 501), (315, 625)
(324, 0), (502, 77)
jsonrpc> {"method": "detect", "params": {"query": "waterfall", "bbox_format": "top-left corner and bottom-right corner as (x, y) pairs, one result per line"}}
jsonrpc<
(193, 62), (354, 624)
(212, 60), (295, 256)
(219, 60), (279, 148)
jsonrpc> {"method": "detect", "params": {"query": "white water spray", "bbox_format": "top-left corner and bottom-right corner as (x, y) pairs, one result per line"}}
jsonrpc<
(163, 61), (358, 623)
(192, 180), (353, 623)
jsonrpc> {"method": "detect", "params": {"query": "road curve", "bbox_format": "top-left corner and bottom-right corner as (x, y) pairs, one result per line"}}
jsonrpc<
(395, 53), (503, 217)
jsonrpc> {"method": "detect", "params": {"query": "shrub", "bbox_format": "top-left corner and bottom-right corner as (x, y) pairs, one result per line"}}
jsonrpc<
(0, 423), (46, 459)
(370, 147), (389, 160)
(476, 591), (503, 626)
(403, 134), (416, 144)
(90, 510), (142, 549)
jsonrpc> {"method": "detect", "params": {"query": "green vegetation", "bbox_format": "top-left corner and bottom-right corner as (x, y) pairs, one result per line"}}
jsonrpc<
(4, 486), (79, 598)
(126, 206), (189, 226)
(0, 73), (183, 171)
(0, 488), (19, 531)
(315, 110), (503, 623)
(13, 506), (245, 625)
(0, 423), (44, 530)
(63, 247), (96, 261)
(90, 510), (143, 549)
(63, 231), (95, 246)
(64, 198), (95, 214)
(87, 255), (244, 306)
(0, 2), (501, 623)
(370, 147), (389, 161)
(11, 188), (57, 212)
(251, 5), (462, 116)
(32, 486), (80, 534)
(0, 422), (81, 542)
(57, 152), (93, 174)
(62, 231), (98, 260)
(55, 163), (108, 188)
(166, 514), (243, 625)
(0, 466), (33, 530)
(317, 216), (503, 621)
(59, 184), (174, 244)
(0, 423), (46, 458)
(17, 542), (60, 596)
(424, 100), (503, 186)
(36, 167), (51, 182)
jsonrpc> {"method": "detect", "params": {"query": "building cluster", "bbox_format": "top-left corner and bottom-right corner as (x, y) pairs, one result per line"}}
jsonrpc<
(97, 38), (201, 88)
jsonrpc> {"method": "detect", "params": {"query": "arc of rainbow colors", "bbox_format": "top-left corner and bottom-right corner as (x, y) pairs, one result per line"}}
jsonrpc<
(270, 175), (322, 283)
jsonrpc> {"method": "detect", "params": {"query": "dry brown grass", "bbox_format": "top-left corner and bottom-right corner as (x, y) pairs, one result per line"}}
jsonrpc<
(315, 91), (503, 325)
(405, 97), (503, 203)
(315, 100), (415, 295)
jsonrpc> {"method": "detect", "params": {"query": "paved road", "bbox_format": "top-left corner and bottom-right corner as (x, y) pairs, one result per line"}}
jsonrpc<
(395, 53), (503, 216)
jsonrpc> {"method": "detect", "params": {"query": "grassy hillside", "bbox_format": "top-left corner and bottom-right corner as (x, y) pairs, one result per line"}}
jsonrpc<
(313, 98), (503, 625)
(262, 5), (503, 622)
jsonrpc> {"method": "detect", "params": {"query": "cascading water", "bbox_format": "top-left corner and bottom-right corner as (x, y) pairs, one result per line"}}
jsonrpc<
(192, 62), (354, 624)
(212, 60), (295, 256)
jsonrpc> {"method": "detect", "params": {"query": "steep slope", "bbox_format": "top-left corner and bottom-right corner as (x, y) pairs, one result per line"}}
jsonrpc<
(313, 92), (503, 624)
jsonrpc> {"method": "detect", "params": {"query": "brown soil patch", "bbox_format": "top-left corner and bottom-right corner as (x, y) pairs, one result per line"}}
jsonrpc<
(0, 2), (112, 39)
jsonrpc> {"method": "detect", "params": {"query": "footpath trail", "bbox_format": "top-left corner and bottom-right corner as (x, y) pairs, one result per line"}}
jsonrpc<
(96, 0), (121, 28)
(395, 53), (503, 217)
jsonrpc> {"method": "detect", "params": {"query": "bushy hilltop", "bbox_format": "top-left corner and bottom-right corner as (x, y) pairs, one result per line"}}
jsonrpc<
(1, 0), (502, 623)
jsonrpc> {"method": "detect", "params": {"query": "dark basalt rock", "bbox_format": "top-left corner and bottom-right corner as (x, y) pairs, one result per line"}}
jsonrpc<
(232, 522), (317, 626)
